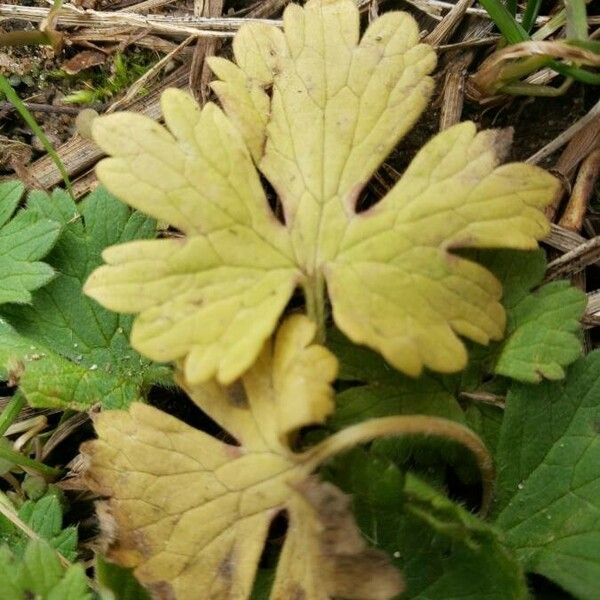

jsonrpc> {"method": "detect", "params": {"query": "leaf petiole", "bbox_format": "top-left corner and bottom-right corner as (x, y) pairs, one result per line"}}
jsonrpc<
(305, 415), (495, 516)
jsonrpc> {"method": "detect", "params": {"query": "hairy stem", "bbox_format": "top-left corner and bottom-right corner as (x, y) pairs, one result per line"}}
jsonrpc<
(305, 415), (495, 516)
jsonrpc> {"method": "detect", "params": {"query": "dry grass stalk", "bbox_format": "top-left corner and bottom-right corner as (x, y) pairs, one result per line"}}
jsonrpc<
(425, 0), (474, 46)
(544, 117), (600, 221)
(120, 0), (180, 13)
(189, 0), (224, 102)
(555, 115), (600, 180)
(439, 51), (473, 129)
(559, 148), (600, 232)
(0, 4), (279, 38)
(69, 29), (182, 53)
(244, 0), (291, 17)
(527, 98), (600, 165)
(546, 223), (587, 253)
(438, 35), (499, 50)
(546, 236), (600, 280)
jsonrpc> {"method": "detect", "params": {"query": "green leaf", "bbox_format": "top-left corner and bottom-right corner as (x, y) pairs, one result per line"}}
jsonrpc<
(325, 449), (528, 599)
(0, 180), (61, 305)
(0, 539), (91, 599)
(495, 351), (600, 599)
(328, 329), (465, 429)
(0, 187), (172, 409)
(495, 280), (585, 382)
(0, 545), (21, 600)
(96, 556), (151, 600)
(0, 491), (78, 561)
(85, 0), (556, 386)
(47, 564), (92, 600)
(328, 330), (471, 480)
(477, 250), (586, 383)
(465, 403), (504, 455)
(20, 538), (64, 595)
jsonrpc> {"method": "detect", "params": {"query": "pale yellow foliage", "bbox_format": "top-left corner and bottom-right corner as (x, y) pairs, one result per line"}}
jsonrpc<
(85, 0), (558, 384)
(82, 315), (403, 600)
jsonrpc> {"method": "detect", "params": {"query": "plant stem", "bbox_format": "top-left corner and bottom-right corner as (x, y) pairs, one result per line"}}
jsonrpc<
(303, 273), (327, 343)
(0, 443), (61, 479)
(306, 415), (495, 516)
(0, 394), (26, 437)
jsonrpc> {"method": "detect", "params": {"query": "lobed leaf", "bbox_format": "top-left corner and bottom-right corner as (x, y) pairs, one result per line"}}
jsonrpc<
(86, 0), (557, 384)
(494, 352), (600, 600)
(0, 491), (78, 561)
(82, 315), (491, 599)
(474, 249), (586, 382)
(324, 450), (528, 599)
(0, 539), (91, 600)
(0, 187), (171, 410)
(0, 180), (61, 305)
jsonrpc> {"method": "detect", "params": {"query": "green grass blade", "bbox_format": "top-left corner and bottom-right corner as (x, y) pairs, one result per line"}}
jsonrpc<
(0, 75), (74, 200)
(522, 0), (543, 32)
(477, 0), (530, 43)
(565, 0), (588, 41)
(550, 61), (600, 84)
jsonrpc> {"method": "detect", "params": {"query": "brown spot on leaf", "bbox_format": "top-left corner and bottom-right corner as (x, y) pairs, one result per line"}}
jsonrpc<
(227, 380), (249, 408)
(6, 360), (24, 387)
(289, 583), (307, 600)
(490, 127), (513, 163)
(147, 580), (176, 600)
(296, 477), (405, 600)
(218, 552), (234, 581)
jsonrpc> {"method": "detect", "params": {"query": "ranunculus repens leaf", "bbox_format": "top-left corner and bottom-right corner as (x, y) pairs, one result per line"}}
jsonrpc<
(84, 0), (558, 384)
(81, 316), (493, 599)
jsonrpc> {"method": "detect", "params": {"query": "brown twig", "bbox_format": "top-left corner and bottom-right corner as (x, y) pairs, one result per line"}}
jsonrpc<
(425, 0), (474, 46)
(439, 51), (474, 130)
(527, 98), (600, 165)
(546, 236), (600, 281)
(558, 148), (600, 232)
(190, 0), (224, 102)
(0, 101), (82, 115)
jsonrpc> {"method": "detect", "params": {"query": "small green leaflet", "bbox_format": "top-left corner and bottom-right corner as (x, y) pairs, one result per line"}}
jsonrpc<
(0, 539), (90, 600)
(477, 249), (586, 383)
(324, 449), (528, 599)
(0, 186), (171, 410)
(0, 180), (61, 305)
(0, 491), (77, 561)
(494, 351), (600, 600)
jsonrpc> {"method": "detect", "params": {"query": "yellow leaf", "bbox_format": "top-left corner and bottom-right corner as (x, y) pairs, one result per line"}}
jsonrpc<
(82, 315), (492, 599)
(85, 0), (558, 384)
